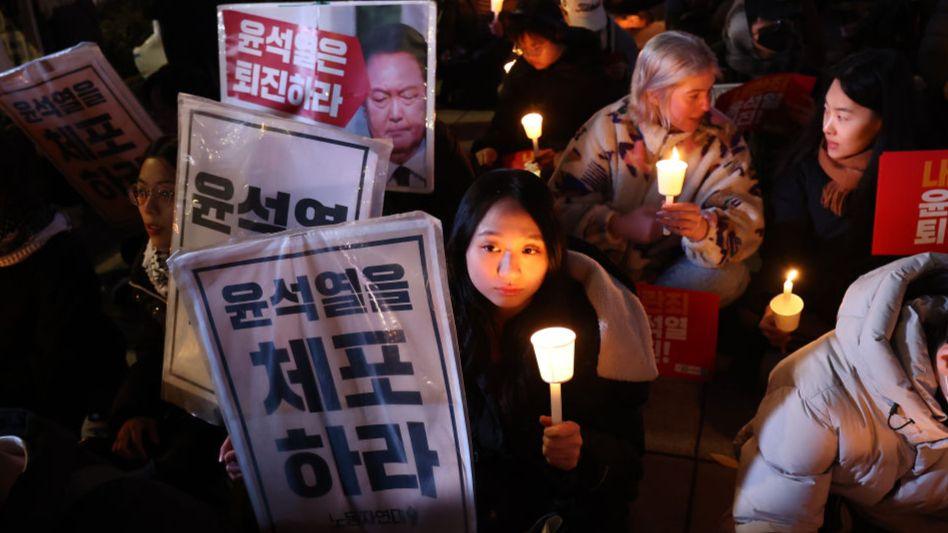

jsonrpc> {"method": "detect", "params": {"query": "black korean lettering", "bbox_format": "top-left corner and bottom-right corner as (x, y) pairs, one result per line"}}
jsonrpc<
(74, 113), (135, 157)
(333, 329), (421, 407)
(294, 197), (348, 227)
(72, 80), (106, 107)
(222, 282), (271, 329)
(326, 425), (362, 496)
(43, 126), (95, 162)
(237, 186), (290, 233)
(276, 428), (333, 498)
(357, 424), (418, 492)
(193, 172), (235, 234)
(363, 263), (412, 312)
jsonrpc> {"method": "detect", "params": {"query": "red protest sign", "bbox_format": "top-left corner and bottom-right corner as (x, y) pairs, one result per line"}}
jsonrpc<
(221, 10), (369, 128)
(872, 150), (948, 255)
(0, 43), (162, 227)
(715, 73), (816, 133)
(635, 283), (719, 381)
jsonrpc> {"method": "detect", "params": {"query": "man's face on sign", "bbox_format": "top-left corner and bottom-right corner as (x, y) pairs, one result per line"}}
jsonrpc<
(365, 51), (427, 165)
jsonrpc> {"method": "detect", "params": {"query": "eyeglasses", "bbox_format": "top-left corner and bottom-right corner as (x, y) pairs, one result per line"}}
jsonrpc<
(128, 185), (175, 206)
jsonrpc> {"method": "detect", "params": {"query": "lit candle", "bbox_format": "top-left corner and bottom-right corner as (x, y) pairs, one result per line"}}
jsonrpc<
(503, 60), (516, 74)
(656, 146), (688, 235)
(521, 112), (543, 158)
(531, 327), (576, 424)
(783, 269), (797, 297)
(770, 269), (804, 333)
(491, 0), (504, 21)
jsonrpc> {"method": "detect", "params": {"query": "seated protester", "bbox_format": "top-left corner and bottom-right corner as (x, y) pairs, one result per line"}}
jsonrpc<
(0, 130), (124, 437)
(472, 0), (625, 177)
(448, 170), (655, 532)
(219, 170), (657, 533)
(559, 0), (638, 80)
(732, 253), (948, 532)
(381, 121), (476, 237)
(549, 30), (763, 306)
(754, 49), (916, 353)
(719, 0), (809, 82)
(110, 136), (226, 503)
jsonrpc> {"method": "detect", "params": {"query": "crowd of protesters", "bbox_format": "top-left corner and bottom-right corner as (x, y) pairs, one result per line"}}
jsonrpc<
(1, 0), (948, 532)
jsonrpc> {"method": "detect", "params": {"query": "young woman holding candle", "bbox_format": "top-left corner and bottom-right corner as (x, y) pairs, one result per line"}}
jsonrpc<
(472, 0), (624, 176)
(548, 31), (764, 306)
(754, 49), (917, 352)
(447, 169), (657, 532)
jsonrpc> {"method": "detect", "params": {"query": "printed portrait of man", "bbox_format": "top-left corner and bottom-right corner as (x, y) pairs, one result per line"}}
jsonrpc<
(361, 23), (429, 190)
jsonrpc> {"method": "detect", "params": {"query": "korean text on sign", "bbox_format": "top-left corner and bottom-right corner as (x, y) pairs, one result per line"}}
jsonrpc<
(222, 10), (369, 127)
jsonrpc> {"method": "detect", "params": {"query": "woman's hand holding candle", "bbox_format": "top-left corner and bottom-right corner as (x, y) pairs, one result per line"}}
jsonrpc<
(656, 202), (710, 241)
(540, 416), (582, 471)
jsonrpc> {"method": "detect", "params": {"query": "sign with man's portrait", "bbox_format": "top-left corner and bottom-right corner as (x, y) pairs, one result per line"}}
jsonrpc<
(217, 2), (436, 194)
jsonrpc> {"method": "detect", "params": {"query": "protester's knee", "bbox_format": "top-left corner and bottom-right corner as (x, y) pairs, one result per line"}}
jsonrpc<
(655, 259), (749, 307)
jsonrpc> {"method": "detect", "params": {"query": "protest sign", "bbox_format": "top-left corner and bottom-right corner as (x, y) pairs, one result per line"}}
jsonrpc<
(715, 73), (816, 134)
(0, 42), (162, 227)
(218, 1), (436, 194)
(164, 94), (391, 421)
(168, 212), (474, 532)
(636, 283), (719, 381)
(872, 150), (948, 255)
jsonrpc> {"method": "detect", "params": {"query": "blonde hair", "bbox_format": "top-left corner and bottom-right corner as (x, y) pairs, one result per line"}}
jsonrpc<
(629, 31), (720, 128)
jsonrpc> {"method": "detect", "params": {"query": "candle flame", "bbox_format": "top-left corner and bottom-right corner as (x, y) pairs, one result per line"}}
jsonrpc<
(786, 269), (798, 282)
(671, 146), (680, 161)
(503, 60), (515, 73)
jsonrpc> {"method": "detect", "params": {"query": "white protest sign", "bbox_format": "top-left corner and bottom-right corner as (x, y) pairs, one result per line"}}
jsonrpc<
(168, 212), (475, 532)
(164, 94), (392, 421)
(217, 1), (437, 194)
(0, 42), (162, 227)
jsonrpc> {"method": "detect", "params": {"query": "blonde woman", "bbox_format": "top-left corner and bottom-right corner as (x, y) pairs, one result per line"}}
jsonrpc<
(549, 31), (764, 305)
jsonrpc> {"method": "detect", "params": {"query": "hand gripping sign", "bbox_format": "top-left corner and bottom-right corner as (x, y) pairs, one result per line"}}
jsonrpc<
(0, 42), (162, 227)
(164, 94), (391, 422)
(168, 212), (475, 533)
(218, 2), (437, 194)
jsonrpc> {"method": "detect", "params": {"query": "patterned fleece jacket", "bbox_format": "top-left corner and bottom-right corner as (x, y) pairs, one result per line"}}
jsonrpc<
(549, 95), (764, 277)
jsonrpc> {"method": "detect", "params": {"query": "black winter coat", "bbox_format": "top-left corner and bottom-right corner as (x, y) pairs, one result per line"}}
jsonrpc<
(466, 275), (648, 532)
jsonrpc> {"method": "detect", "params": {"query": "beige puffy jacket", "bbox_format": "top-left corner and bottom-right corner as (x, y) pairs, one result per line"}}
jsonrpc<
(733, 253), (948, 532)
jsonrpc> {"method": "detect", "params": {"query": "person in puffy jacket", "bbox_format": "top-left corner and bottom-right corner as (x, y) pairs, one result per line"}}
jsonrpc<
(733, 253), (948, 532)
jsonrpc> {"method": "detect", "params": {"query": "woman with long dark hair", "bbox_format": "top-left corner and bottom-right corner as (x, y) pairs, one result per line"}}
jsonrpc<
(756, 48), (917, 351)
(447, 169), (656, 532)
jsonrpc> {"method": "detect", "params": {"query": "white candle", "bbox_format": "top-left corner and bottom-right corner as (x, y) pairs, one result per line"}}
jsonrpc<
(550, 383), (562, 424)
(521, 112), (543, 157)
(770, 269), (804, 333)
(531, 327), (576, 425)
(491, 0), (504, 20)
(657, 146), (688, 235)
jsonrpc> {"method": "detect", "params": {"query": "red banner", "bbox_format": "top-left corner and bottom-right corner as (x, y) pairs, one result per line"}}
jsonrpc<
(715, 73), (816, 133)
(221, 10), (368, 128)
(635, 283), (719, 381)
(872, 150), (948, 255)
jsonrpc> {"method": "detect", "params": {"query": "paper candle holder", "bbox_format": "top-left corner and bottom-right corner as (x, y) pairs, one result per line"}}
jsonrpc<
(770, 293), (804, 332)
